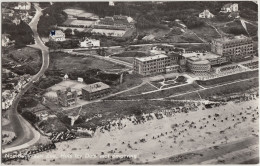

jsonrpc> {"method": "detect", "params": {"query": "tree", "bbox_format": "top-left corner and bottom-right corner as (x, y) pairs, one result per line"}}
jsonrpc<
(64, 28), (72, 37)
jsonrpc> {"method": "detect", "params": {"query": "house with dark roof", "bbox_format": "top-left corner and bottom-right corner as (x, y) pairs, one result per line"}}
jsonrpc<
(81, 82), (110, 101)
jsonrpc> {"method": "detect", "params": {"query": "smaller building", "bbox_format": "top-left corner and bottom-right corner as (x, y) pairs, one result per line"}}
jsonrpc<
(49, 30), (66, 41)
(56, 88), (77, 107)
(199, 10), (214, 18)
(80, 38), (100, 47)
(109, 0), (115, 6)
(2, 34), (12, 47)
(82, 82), (110, 101)
(220, 3), (238, 13)
(14, 2), (31, 10)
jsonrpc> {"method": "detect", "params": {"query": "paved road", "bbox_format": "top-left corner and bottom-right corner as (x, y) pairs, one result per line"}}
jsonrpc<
(2, 3), (49, 153)
(150, 136), (259, 164)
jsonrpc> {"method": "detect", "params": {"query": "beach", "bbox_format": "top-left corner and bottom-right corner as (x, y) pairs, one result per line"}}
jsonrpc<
(9, 98), (259, 165)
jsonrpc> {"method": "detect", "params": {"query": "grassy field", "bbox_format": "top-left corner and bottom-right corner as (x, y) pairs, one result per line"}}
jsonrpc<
(196, 70), (259, 87)
(174, 43), (211, 51)
(108, 83), (202, 100)
(110, 51), (149, 64)
(111, 56), (134, 64)
(171, 77), (259, 100)
(109, 83), (158, 98)
(110, 74), (143, 93)
(191, 24), (221, 42)
(48, 52), (126, 73)
(2, 47), (42, 75)
(112, 51), (148, 57)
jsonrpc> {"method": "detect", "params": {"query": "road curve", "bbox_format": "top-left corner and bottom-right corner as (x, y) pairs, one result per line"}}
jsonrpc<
(2, 3), (49, 153)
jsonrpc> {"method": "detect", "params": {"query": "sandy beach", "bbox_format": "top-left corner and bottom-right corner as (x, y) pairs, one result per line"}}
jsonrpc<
(8, 98), (259, 165)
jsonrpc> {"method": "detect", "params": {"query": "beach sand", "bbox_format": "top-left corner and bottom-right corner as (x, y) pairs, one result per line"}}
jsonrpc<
(9, 98), (259, 165)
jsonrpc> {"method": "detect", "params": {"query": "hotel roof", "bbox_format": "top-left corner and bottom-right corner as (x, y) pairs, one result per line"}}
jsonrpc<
(82, 82), (110, 93)
(182, 52), (220, 60)
(135, 54), (168, 62)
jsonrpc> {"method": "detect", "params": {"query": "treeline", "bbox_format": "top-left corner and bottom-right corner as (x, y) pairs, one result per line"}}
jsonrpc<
(2, 20), (34, 47)
(37, 3), (69, 37)
(45, 40), (79, 49)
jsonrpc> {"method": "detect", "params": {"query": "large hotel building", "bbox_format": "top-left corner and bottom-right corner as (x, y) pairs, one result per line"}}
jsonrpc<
(133, 35), (254, 76)
(133, 52), (184, 76)
(211, 35), (254, 61)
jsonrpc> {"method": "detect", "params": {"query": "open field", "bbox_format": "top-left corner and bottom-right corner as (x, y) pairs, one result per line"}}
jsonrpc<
(171, 77), (259, 100)
(63, 19), (95, 27)
(11, 98), (259, 165)
(107, 83), (202, 100)
(112, 83), (158, 97)
(110, 51), (148, 64)
(63, 8), (98, 18)
(191, 24), (221, 42)
(48, 52), (126, 73)
(111, 57), (134, 64)
(196, 70), (259, 87)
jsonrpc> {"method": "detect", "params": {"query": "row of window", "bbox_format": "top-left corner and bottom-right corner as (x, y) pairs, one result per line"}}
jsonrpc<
(223, 44), (253, 49)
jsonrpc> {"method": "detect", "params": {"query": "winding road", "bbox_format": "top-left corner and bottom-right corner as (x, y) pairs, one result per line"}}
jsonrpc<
(2, 3), (49, 153)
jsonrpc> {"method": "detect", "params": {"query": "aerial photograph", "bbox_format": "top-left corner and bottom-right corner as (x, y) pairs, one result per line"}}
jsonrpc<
(1, 0), (259, 165)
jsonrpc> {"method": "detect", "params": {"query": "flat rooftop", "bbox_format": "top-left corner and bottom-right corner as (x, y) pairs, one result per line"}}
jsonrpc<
(82, 82), (110, 93)
(135, 54), (168, 62)
(182, 52), (220, 61)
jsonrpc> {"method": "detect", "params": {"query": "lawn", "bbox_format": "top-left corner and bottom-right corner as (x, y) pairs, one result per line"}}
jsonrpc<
(171, 77), (259, 100)
(150, 76), (187, 89)
(111, 56), (134, 64)
(108, 83), (158, 98)
(48, 52), (126, 73)
(196, 70), (259, 87)
(108, 83), (202, 100)
(110, 74), (143, 94)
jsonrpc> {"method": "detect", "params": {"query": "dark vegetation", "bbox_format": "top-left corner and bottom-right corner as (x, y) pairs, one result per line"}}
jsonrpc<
(37, 3), (69, 37)
(112, 51), (148, 57)
(38, 1), (258, 32)
(2, 20), (34, 47)
(2, 47), (42, 76)
(45, 40), (79, 49)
